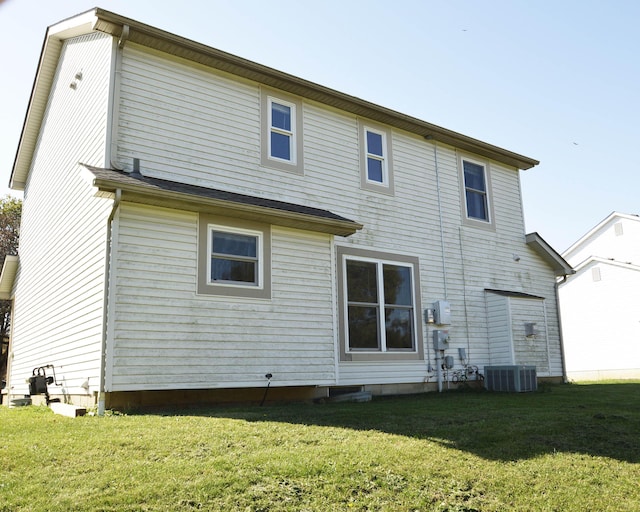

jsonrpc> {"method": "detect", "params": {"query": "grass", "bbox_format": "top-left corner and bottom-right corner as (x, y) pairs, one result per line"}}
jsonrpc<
(1, 382), (639, 511)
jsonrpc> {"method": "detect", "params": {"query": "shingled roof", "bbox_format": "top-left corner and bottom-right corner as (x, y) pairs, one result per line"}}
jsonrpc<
(83, 165), (362, 237)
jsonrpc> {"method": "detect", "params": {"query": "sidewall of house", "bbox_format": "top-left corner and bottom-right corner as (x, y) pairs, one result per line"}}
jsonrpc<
(8, 33), (114, 401)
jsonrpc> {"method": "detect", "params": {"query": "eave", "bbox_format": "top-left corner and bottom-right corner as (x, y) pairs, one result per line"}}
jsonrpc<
(83, 165), (362, 237)
(0, 255), (19, 300)
(525, 232), (575, 277)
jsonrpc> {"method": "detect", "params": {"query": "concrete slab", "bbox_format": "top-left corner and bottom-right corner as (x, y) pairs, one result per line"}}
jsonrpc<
(50, 402), (87, 417)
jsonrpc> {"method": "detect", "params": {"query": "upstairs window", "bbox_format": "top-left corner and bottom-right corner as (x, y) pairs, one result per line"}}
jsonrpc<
(365, 129), (387, 184)
(460, 156), (495, 230)
(463, 160), (489, 221)
(269, 99), (295, 162)
(261, 89), (304, 174)
(359, 121), (394, 194)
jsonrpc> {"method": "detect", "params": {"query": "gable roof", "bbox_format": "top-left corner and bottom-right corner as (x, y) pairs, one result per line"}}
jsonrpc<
(562, 211), (640, 258)
(525, 232), (574, 277)
(11, 8), (538, 190)
(83, 165), (362, 237)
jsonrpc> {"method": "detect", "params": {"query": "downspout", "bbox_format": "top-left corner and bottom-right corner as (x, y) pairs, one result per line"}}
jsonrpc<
(555, 275), (569, 383)
(97, 25), (129, 416)
(108, 24), (129, 171)
(98, 189), (121, 415)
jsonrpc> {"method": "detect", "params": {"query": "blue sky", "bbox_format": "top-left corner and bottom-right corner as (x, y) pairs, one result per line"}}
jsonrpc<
(1, 0), (638, 252)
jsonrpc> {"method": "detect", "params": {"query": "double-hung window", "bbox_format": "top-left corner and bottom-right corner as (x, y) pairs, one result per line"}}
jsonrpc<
(460, 157), (494, 229)
(209, 229), (260, 286)
(198, 214), (271, 299)
(359, 122), (394, 194)
(337, 247), (423, 361)
(268, 98), (295, 163)
(365, 128), (387, 184)
(261, 90), (303, 173)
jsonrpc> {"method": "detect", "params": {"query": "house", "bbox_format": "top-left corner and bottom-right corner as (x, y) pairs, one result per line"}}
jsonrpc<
(1, 8), (573, 411)
(558, 212), (640, 380)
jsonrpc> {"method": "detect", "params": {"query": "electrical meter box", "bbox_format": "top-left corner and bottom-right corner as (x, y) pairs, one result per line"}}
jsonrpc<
(433, 300), (451, 325)
(433, 329), (449, 350)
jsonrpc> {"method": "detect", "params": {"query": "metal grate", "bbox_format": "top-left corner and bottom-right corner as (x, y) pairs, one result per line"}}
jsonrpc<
(484, 365), (537, 392)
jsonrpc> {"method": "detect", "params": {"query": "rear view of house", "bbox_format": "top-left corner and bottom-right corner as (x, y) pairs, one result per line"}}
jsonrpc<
(1, 8), (572, 410)
(559, 212), (640, 380)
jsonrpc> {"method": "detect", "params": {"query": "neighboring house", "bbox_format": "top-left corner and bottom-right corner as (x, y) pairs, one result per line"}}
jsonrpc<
(1, 8), (573, 410)
(559, 212), (640, 380)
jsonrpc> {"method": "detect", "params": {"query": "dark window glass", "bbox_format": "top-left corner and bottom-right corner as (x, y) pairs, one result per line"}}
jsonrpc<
(271, 132), (291, 160)
(466, 190), (488, 220)
(367, 157), (384, 182)
(212, 232), (256, 257)
(366, 130), (383, 156)
(211, 259), (256, 283)
(383, 265), (412, 306)
(347, 306), (380, 349)
(463, 161), (486, 192)
(385, 308), (413, 349)
(211, 231), (258, 285)
(271, 102), (291, 131)
(346, 260), (378, 303)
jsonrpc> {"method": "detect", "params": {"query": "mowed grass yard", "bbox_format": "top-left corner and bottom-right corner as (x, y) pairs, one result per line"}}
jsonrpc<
(1, 382), (639, 511)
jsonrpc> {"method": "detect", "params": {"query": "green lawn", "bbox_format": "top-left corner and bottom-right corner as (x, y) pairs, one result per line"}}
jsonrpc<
(1, 382), (639, 511)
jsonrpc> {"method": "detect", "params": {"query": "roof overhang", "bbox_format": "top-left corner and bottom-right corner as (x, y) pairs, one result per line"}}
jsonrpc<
(83, 165), (362, 237)
(10, 10), (99, 190)
(525, 232), (575, 277)
(0, 255), (19, 300)
(10, 8), (538, 191)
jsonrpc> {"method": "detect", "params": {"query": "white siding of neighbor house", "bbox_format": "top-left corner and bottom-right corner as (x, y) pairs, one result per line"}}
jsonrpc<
(564, 215), (640, 267)
(559, 213), (640, 380)
(9, 33), (114, 397)
(106, 43), (565, 388)
(559, 260), (640, 380)
(106, 204), (336, 391)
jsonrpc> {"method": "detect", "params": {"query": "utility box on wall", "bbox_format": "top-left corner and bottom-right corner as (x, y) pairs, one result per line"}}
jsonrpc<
(433, 329), (449, 350)
(433, 300), (451, 325)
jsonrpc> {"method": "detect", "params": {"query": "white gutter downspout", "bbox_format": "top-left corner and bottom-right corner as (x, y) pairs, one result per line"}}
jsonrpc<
(98, 25), (128, 416)
(107, 24), (128, 171)
(98, 189), (121, 416)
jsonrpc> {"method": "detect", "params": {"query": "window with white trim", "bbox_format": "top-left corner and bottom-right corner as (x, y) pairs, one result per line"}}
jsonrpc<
(365, 128), (387, 184)
(261, 90), (304, 173)
(209, 228), (261, 286)
(197, 214), (271, 299)
(463, 159), (489, 221)
(268, 97), (296, 163)
(344, 257), (416, 353)
(358, 121), (394, 194)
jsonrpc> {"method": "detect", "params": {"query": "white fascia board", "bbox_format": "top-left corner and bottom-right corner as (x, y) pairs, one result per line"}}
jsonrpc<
(0, 255), (19, 300)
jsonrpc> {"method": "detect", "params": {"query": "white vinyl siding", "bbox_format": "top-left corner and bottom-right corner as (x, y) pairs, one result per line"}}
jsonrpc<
(110, 44), (564, 387)
(9, 33), (114, 397)
(107, 204), (336, 391)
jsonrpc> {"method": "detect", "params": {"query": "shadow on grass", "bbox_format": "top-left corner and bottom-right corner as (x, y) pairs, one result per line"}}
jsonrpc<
(165, 382), (640, 464)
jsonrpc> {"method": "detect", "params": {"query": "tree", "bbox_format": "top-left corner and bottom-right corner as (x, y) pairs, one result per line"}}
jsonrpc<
(0, 195), (22, 388)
